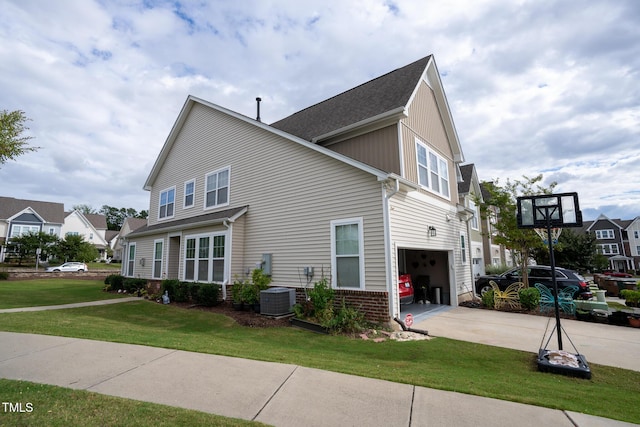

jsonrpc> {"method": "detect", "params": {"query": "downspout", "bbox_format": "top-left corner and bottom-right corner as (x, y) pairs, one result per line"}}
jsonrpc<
(222, 220), (232, 301)
(383, 178), (400, 323)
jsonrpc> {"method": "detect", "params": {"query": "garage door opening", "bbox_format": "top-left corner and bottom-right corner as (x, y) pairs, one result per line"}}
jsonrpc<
(398, 248), (450, 316)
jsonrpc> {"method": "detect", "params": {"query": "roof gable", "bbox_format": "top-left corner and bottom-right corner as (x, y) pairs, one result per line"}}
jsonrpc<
(0, 197), (65, 224)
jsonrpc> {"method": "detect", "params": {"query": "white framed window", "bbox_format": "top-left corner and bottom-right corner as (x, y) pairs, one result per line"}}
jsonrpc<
(153, 239), (164, 279)
(469, 199), (479, 230)
(635, 245), (640, 256)
(205, 167), (230, 209)
(634, 230), (639, 239)
(126, 243), (136, 277)
(159, 187), (175, 219)
(48, 227), (55, 235)
(9, 225), (40, 238)
(183, 232), (227, 283)
(330, 218), (365, 289)
(597, 244), (619, 255)
(460, 234), (467, 263)
(184, 179), (195, 208)
(595, 229), (614, 239)
(416, 139), (450, 198)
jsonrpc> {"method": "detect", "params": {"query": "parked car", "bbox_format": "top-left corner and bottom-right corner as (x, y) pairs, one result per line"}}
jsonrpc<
(475, 265), (592, 300)
(602, 270), (633, 278)
(45, 262), (88, 272)
(398, 274), (415, 305)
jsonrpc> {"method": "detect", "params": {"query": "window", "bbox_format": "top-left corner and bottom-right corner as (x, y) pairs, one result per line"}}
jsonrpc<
(469, 199), (479, 230)
(460, 235), (467, 263)
(635, 231), (639, 239)
(159, 187), (175, 219)
(48, 228), (55, 235)
(597, 244), (619, 255)
(331, 218), (364, 289)
(89, 233), (93, 240)
(65, 231), (79, 237)
(153, 240), (163, 279)
(205, 167), (230, 209)
(184, 233), (227, 282)
(127, 243), (136, 277)
(9, 225), (39, 238)
(416, 140), (450, 198)
(184, 179), (195, 208)
(595, 229), (614, 239)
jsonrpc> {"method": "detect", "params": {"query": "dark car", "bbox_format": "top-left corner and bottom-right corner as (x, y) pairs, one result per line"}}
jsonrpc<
(475, 265), (592, 300)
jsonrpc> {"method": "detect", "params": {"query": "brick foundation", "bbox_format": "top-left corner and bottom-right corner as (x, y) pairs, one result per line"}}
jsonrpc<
(293, 288), (389, 323)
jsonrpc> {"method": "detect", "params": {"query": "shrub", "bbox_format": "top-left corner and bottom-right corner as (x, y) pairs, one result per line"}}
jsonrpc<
(485, 263), (511, 275)
(104, 274), (125, 291)
(123, 278), (147, 293)
(326, 299), (366, 334)
(194, 283), (221, 307)
(161, 279), (180, 299)
(519, 287), (541, 311)
(481, 290), (495, 309)
(174, 281), (191, 303)
(307, 278), (334, 314)
(231, 279), (245, 303)
(0, 271), (9, 280)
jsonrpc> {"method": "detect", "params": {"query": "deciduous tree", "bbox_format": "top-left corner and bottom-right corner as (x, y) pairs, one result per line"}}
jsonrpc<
(0, 109), (39, 166)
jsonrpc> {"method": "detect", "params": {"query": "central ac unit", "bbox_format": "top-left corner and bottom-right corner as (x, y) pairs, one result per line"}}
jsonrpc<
(260, 287), (296, 316)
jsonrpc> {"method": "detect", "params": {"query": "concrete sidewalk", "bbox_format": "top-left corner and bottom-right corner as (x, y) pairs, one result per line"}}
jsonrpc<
(0, 330), (636, 426)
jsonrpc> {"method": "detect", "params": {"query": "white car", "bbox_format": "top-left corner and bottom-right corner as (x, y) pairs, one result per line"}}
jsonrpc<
(45, 262), (88, 272)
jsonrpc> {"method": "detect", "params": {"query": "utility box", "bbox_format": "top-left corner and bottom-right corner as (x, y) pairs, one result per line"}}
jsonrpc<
(261, 253), (272, 276)
(260, 287), (295, 316)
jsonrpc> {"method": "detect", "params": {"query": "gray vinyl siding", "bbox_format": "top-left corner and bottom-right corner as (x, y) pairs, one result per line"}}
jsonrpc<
(141, 103), (386, 291)
(322, 124), (401, 174)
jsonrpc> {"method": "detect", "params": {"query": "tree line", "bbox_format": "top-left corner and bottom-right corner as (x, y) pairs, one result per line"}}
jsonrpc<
(72, 204), (148, 231)
(6, 232), (101, 266)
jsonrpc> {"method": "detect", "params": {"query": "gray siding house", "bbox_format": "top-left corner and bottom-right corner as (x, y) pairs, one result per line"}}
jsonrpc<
(124, 55), (472, 322)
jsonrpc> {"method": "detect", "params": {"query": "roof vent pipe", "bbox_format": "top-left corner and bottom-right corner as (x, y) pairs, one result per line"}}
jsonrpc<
(256, 97), (262, 122)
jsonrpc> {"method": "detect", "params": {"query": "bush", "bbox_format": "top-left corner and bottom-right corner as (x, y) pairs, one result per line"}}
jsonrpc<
(326, 299), (366, 334)
(0, 271), (9, 280)
(174, 281), (191, 303)
(485, 264), (511, 275)
(161, 279), (180, 299)
(104, 274), (125, 291)
(123, 278), (147, 293)
(519, 287), (541, 311)
(193, 283), (221, 307)
(481, 290), (495, 309)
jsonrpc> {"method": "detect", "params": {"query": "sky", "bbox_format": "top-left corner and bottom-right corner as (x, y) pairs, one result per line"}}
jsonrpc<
(1, 0), (638, 222)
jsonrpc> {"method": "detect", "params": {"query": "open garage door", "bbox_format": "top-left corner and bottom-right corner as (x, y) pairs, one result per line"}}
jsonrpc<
(398, 248), (451, 317)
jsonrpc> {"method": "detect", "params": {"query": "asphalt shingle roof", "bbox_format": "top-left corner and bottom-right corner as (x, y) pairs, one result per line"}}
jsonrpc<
(270, 55), (431, 141)
(0, 196), (65, 224)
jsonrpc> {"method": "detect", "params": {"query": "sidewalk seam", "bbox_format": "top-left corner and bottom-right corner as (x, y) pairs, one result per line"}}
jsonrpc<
(84, 349), (179, 390)
(252, 365), (299, 421)
(562, 410), (579, 427)
(408, 385), (415, 427)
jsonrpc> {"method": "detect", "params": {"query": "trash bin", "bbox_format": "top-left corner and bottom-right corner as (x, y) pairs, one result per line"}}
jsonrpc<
(594, 290), (606, 303)
(431, 287), (442, 305)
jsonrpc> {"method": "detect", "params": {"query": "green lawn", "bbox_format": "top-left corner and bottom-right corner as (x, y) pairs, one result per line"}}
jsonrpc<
(0, 279), (127, 309)
(0, 379), (263, 426)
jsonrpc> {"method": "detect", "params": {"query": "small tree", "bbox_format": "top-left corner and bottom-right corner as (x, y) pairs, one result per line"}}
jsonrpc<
(6, 231), (58, 265)
(531, 229), (597, 273)
(52, 234), (97, 262)
(478, 175), (556, 286)
(0, 109), (39, 166)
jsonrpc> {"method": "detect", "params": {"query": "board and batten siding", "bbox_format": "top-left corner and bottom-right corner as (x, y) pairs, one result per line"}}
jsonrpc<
(144, 102), (387, 291)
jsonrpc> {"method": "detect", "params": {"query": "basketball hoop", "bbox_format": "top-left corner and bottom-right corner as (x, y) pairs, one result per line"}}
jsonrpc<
(534, 228), (562, 245)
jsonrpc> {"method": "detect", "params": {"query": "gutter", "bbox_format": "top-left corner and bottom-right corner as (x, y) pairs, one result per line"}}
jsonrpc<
(382, 177), (401, 322)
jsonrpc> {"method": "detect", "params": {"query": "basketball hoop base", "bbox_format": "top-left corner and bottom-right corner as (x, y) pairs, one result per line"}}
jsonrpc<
(537, 348), (591, 379)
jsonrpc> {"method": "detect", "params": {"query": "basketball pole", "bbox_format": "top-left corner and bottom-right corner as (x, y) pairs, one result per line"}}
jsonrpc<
(541, 207), (563, 351)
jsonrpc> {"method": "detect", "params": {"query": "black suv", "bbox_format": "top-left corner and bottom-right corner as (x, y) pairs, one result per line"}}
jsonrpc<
(475, 265), (592, 300)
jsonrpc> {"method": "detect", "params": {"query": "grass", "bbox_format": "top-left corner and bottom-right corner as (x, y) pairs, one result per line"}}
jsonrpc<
(0, 379), (264, 426)
(0, 279), (128, 309)
(1, 279), (640, 424)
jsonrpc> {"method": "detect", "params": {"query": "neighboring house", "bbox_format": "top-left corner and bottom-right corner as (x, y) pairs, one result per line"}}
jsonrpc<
(479, 183), (513, 268)
(112, 217), (148, 262)
(457, 164), (485, 281)
(625, 216), (640, 272)
(583, 214), (635, 272)
(0, 196), (65, 262)
(124, 55), (473, 322)
(61, 211), (110, 260)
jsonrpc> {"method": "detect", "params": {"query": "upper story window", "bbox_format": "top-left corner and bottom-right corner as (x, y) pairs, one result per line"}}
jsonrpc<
(205, 167), (230, 209)
(10, 225), (40, 238)
(184, 179), (195, 208)
(595, 229), (614, 239)
(634, 230), (639, 239)
(159, 187), (175, 219)
(416, 140), (450, 198)
(469, 199), (479, 230)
